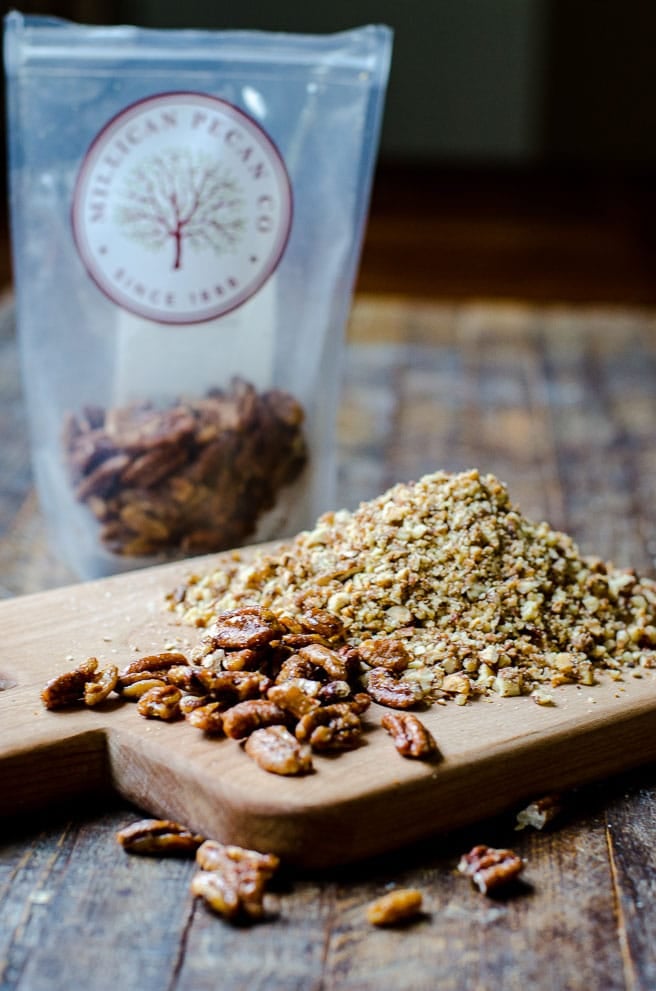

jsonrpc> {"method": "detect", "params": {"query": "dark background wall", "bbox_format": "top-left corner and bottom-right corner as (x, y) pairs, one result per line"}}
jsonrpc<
(3, 0), (656, 168)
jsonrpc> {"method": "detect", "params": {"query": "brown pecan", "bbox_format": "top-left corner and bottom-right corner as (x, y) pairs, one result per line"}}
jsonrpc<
(84, 664), (119, 706)
(295, 703), (362, 751)
(380, 711), (437, 759)
(119, 651), (188, 679)
(348, 692), (372, 715)
(296, 643), (348, 680)
(317, 680), (352, 704)
(136, 684), (182, 721)
(120, 444), (189, 489)
(244, 726), (313, 775)
(357, 637), (411, 673)
(196, 669), (272, 703)
(116, 818), (204, 856)
(179, 693), (213, 715)
(267, 680), (321, 718)
(186, 702), (225, 734)
(366, 669), (422, 709)
(366, 889), (424, 926)
(41, 657), (99, 710)
(205, 607), (282, 650)
(75, 454), (131, 501)
(193, 839), (280, 920)
(457, 845), (525, 894)
(120, 677), (168, 699)
(222, 699), (290, 739)
(166, 665), (207, 694)
(220, 648), (263, 672)
(275, 654), (322, 683)
(295, 608), (346, 642)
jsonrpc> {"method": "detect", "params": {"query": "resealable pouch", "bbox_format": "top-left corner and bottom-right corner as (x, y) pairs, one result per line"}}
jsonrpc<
(4, 12), (392, 578)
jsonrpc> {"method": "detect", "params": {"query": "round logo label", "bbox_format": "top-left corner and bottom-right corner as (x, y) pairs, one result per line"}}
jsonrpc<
(72, 91), (292, 324)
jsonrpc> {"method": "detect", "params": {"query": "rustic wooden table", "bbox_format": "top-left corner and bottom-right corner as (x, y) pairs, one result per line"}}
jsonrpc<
(1, 293), (655, 990)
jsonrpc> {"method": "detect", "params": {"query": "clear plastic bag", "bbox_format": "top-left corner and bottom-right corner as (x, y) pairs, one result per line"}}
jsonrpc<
(4, 12), (392, 578)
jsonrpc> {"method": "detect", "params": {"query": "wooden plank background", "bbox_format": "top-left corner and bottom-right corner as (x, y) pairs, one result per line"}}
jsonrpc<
(1, 294), (656, 990)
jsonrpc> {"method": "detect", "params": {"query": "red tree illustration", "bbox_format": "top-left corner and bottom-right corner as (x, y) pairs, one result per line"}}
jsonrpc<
(116, 149), (245, 270)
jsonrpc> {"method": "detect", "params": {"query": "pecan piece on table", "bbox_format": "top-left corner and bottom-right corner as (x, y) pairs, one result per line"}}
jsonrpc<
(366, 888), (424, 926)
(120, 677), (169, 700)
(222, 700), (290, 739)
(116, 818), (204, 857)
(365, 668), (422, 709)
(380, 711), (437, 759)
(191, 838), (279, 922)
(196, 669), (271, 703)
(244, 725), (313, 776)
(41, 657), (99, 709)
(205, 607), (282, 650)
(457, 845), (525, 894)
(515, 794), (562, 832)
(292, 608), (346, 642)
(136, 684), (182, 721)
(295, 702), (362, 751)
(356, 637), (411, 673)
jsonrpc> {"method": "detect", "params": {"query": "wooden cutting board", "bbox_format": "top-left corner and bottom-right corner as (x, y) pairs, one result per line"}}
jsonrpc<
(2, 549), (656, 868)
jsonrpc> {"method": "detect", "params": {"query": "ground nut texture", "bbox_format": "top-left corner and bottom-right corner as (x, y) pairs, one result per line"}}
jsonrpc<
(172, 470), (656, 703)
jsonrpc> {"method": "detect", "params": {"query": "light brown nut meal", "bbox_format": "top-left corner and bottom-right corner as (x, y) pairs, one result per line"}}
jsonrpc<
(244, 725), (313, 775)
(116, 818), (204, 856)
(380, 711), (437, 759)
(41, 657), (99, 709)
(366, 888), (424, 926)
(136, 684), (182, 721)
(457, 844), (525, 894)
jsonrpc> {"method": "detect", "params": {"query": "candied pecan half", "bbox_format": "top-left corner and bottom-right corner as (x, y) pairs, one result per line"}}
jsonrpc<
(206, 607), (282, 650)
(116, 819), (204, 856)
(179, 693), (213, 715)
(186, 701), (225, 734)
(380, 711), (437, 759)
(275, 654), (322, 683)
(120, 677), (168, 700)
(295, 703), (362, 751)
(166, 664), (207, 694)
(296, 643), (348, 681)
(267, 680), (321, 718)
(197, 839), (279, 876)
(41, 657), (99, 710)
(197, 669), (272, 703)
(194, 840), (279, 920)
(366, 669), (422, 709)
(457, 845), (525, 894)
(295, 608), (346, 642)
(357, 637), (411, 673)
(316, 680), (352, 705)
(244, 726), (313, 776)
(366, 889), (424, 926)
(222, 699), (290, 739)
(136, 684), (182, 721)
(84, 664), (119, 706)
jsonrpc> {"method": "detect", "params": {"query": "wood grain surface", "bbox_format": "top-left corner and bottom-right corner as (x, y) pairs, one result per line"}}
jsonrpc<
(1, 295), (656, 989)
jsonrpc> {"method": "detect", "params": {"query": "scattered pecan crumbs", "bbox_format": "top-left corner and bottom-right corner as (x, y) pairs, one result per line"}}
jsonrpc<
(515, 794), (563, 831)
(457, 844), (525, 894)
(64, 378), (307, 558)
(366, 888), (424, 926)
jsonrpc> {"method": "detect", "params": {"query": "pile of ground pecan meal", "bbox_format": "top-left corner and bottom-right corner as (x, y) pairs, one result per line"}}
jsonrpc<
(172, 469), (656, 704)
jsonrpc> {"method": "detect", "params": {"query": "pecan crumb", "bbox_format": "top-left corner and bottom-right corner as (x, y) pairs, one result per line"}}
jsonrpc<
(366, 888), (423, 926)
(515, 794), (562, 831)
